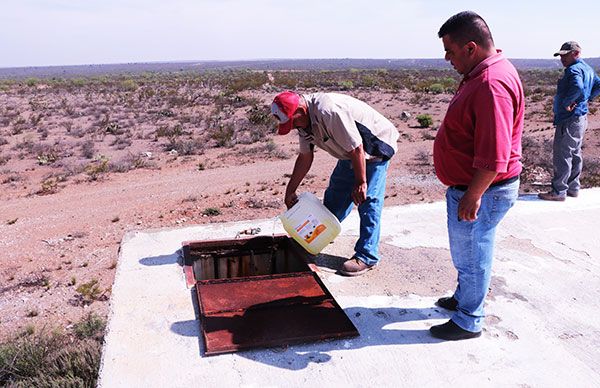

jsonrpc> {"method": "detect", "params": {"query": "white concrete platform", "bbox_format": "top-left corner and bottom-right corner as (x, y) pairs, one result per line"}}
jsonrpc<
(99, 189), (600, 387)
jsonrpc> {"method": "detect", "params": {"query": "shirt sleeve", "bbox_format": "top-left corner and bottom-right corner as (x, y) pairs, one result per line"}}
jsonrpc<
(591, 72), (600, 101)
(562, 67), (585, 108)
(472, 82), (516, 173)
(298, 131), (312, 154)
(320, 108), (362, 153)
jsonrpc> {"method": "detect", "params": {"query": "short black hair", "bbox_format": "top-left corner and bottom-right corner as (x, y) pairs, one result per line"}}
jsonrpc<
(438, 11), (494, 49)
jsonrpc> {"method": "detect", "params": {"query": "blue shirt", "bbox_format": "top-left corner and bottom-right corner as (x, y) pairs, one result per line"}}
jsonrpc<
(553, 59), (600, 125)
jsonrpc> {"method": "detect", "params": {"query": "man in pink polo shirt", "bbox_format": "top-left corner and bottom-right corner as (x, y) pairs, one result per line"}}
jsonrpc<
(430, 11), (524, 341)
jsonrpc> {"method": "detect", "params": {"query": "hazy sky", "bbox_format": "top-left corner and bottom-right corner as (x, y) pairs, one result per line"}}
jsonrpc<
(2, 0), (598, 68)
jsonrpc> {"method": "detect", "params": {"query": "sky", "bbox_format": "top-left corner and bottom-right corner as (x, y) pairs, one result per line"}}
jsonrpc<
(1, 0), (599, 68)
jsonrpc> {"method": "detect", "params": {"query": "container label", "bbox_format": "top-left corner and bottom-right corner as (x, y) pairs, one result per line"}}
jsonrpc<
(295, 215), (327, 244)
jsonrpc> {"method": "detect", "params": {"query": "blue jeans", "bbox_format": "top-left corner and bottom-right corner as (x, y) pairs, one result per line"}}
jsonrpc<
(446, 179), (519, 332)
(324, 159), (389, 266)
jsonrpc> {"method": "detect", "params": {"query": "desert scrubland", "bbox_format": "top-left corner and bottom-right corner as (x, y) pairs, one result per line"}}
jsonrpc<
(0, 66), (599, 385)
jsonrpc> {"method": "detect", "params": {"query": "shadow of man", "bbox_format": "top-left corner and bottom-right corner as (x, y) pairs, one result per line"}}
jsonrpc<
(172, 301), (449, 370)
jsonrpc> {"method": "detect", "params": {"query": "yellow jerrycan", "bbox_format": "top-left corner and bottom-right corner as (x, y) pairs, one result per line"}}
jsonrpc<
(279, 192), (341, 255)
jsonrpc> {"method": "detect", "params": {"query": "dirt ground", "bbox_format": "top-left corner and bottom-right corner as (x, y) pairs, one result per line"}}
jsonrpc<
(1, 77), (599, 341)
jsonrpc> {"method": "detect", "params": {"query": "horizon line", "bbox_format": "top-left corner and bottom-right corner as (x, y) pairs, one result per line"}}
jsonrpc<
(2, 56), (595, 71)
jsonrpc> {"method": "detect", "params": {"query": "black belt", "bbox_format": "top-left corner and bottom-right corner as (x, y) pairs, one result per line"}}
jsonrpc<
(451, 175), (519, 192)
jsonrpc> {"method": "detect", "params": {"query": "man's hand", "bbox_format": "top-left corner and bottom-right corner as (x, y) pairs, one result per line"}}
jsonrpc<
(458, 192), (481, 221)
(352, 182), (367, 205)
(457, 169), (498, 221)
(285, 192), (298, 209)
(567, 102), (577, 112)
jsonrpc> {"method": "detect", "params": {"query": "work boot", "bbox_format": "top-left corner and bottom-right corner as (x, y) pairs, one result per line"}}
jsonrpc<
(429, 320), (481, 341)
(538, 191), (566, 201)
(567, 190), (579, 198)
(340, 257), (373, 276)
(435, 296), (458, 311)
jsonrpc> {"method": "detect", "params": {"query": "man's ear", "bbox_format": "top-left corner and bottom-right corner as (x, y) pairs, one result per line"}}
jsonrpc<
(466, 41), (477, 55)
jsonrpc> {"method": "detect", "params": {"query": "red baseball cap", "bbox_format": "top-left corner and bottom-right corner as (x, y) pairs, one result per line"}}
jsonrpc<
(271, 91), (300, 135)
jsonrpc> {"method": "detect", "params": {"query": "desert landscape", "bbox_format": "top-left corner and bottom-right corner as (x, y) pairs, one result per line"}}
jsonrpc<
(1, 63), (599, 385)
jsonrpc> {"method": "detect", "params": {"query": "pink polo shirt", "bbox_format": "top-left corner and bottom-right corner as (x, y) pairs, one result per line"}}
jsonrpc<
(433, 51), (524, 187)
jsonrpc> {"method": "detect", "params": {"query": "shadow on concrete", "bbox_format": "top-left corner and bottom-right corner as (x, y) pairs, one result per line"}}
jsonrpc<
(171, 319), (199, 337)
(312, 253), (347, 273)
(518, 193), (543, 202)
(170, 305), (449, 369)
(139, 250), (181, 266)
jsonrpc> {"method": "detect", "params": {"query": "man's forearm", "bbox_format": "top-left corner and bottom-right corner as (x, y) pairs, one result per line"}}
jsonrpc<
(465, 169), (498, 199)
(348, 144), (368, 205)
(348, 145), (366, 184)
(286, 152), (313, 196)
(458, 169), (498, 221)
(563, 73), (585, 108)
(590, 74), (600, 101)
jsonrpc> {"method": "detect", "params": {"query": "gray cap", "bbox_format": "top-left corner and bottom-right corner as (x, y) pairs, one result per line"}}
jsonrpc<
(553, 41), (581, 57)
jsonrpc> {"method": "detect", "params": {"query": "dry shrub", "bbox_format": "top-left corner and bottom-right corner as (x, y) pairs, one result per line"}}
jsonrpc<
(420, 130), (436, 141)
(2, 173), (23, 184)
(209, 124), (235, 148)
(74, 279), (104, 305)
(110, 133), (133, 150)
(105, 122), (125, 135)
(120, 79), (138, 91)
(35, 143), (65, 165)
(11, 116), (27, 135)
(109, 153), (152, 173)
(165, 137), (205, 155)
(202, 207), (221, 216)
(58, 162), (86, 178)
(414, 150), (432, 166)
(37, 174), (67, 195)
(581, 157), (600, 188)
(73, 312), (106, 341)
(246, 104), (273, 126)
(225, 71), (268, 93)
(239, 140), (290, 160)
(245, 197), (280, 209)
(0, 314), (105, 387)
(13, 137), (36, 153)
(155, 124), (184, 139)
(84, 156), (110, 180)
(247, 124), (272, 144)
(80, 140), (95, 159)
(68, 127), (89, 138)
(409, 92), (432, 106)
(520, 135), (553, 185)
(17, 273), (50, 288)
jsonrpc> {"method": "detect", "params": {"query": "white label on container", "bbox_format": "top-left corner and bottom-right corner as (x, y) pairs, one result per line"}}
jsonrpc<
(295, 214), (327, 243)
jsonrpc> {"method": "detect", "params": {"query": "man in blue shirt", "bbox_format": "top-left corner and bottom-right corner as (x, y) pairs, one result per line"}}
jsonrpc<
(539, 41), (600, 201)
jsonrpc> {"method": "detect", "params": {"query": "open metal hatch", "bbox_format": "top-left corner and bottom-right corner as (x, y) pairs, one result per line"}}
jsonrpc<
(182, 235), (358, 356)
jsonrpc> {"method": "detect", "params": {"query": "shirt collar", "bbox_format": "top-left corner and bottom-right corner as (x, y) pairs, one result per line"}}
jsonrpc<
(465, 49), (504, 80)
(568, 58), (583, 68)
(301, 94), (314, 133)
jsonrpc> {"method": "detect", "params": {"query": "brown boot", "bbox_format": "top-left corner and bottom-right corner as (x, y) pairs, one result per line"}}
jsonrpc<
(538, 191), (566, 201)
(567, 190), (579, 198)
(340, 257), (374, 276)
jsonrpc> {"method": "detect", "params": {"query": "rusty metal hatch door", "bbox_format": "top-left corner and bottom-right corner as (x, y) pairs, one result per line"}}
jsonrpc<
(183, 235), (359, 356)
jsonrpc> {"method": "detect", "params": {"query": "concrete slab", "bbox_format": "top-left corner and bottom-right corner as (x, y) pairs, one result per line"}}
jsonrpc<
(99, 189), (600, 387)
